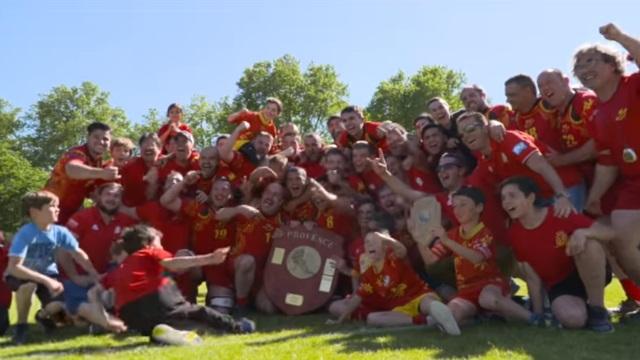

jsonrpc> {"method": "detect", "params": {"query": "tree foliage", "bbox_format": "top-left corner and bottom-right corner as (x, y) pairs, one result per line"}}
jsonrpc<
(366, 66), (466, 129)
(0, 98), (23, 148)
(22, 82), (133, 169)
(0, 143), (49, 232)
(233, 55), (349, 135)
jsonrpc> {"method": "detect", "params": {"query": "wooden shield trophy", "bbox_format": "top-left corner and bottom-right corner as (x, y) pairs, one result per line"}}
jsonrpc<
(263, 225), (344, 315)
(409, 196), (442, 245)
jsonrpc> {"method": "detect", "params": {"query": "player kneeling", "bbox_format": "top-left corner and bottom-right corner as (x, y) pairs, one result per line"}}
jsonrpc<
(417, 187), (536, 327)
(327, 231), (461, 335)
(95, 224), (256, 345)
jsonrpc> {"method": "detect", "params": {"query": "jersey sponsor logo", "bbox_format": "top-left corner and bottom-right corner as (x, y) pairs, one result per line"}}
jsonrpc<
(554, 231), (568, 248)
(512, 141), (528, 155)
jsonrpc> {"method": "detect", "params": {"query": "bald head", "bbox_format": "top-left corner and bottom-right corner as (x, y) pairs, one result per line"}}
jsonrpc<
(537, 69), (572, 108)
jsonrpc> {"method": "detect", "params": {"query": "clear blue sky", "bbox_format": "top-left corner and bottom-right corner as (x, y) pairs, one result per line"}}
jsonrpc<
(1, 0), (638, 123)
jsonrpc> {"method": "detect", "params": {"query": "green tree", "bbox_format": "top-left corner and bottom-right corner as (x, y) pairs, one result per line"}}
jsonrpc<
(22, 81), (133, 169)
(367, 66), (466, 130)
(0, 143), (49, 232)
(183, 95), (234, 149)
(0, 98), (23, 147)
(233, 55), (348, 135)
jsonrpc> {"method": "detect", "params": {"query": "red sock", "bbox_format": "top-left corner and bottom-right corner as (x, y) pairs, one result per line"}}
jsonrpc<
(236, 297), (248, 306)
(620, 278), (640, 302)
(412, 314), (427, 325)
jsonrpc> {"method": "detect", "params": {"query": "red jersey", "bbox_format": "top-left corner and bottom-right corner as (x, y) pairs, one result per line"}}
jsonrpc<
(230, 111), (277, 146)
(0, 244), (11, 307)
(590, 72), (640, 178)
(560, 90), (598, 152)
(136, 201), (190, 255)
(474, 130), (582, 197)
(407, 166), (442, 194)
(101, 247), (172, 311)
(315, 207), (355, 240)
(157, 122), (193, 152)
(347, 235), (365, 271)
(44, 144), (103, 224)
(231, 213), (282, 260)
(66, 207), (137, 274)
(509, 99), (562, 151)
(180, 199), (234, 255)
(356, 251), (430, 310)
(159, 152), (200, 180)
(507, 211), (593, 288)
(360, 170), (385, 195)
(432, 223), (505, 290)
(285, 201), (317, 223)
(225, 151), (257, 181)
(121, 157), (155, 207)
(337, 121), (388, 151)
(484, 104), (514, 127)
(347, 175), (368, 194)
(299, 161), (326, 179)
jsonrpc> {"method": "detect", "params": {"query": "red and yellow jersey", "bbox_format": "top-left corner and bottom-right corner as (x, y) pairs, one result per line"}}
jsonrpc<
(159, 152), (200, 180)
(337, 121), (388, 151)
(431, 223), (505, 290)
(590, 72), (640, 178)
(157, 122), (193, 151)
(225, 151), (258, 181)
(508, 211), (593, 288)
(230, 111), (277, 149)
(484, 104), (514, 127)
(180, 199), (234, 255)
(477, 130), (582, 197)
(560, 90), (598, 151)
(136, 201), (190, 255)
(231, 213), (281, 259)
(44, 144), (103, 223)
(121, 157), (154, 207)
(316, 207), (355, 240)
(299, 161), (326, 179)
(407, 166), (442, 194)
(356, 251), (430, 310)
(285, 201), (317, 223)
(509, 99), (562, 151)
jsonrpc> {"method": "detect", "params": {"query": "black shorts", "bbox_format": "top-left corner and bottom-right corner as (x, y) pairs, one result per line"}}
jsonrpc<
(548, 268), (612, 303)
(119, 282), (237, 336)
(4, 275), (64, 307)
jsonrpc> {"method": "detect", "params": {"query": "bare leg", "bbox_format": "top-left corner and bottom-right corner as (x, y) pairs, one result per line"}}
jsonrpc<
(573, 240), (606, 307)
(611, 210), (640, 283)
(76, 302), (126, 333)
(366, 311), (411, 327)
(15, 283), (37, 324)
(478, 284), (531, 322)
(254, 287), (277, 314)
(446, 297), (477, 324)
(234, 255), (256, 300)
(551, 295), (587, 329)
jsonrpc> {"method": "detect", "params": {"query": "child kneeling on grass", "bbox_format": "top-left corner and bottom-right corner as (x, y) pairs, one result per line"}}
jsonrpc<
(416, 187), (536, 327)
(327, 231), (461, 335)
(95, 224), (256, 345)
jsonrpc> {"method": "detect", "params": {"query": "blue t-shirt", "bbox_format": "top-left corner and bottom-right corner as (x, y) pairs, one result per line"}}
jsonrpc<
(9, 223), (79, 276)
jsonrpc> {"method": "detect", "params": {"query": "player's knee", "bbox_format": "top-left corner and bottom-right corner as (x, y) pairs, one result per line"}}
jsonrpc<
(365, 313), (383, 326)
(16, 282), (37, 296)
(478, 289), (498, 311)
(235, 255), (256, 273)
(255, 295), (277, 314)
(552, 301), (586, 329)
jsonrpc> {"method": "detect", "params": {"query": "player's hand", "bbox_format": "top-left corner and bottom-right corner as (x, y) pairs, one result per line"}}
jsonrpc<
(142, 166), (159, 183)
(599, 23), (623, 41)
(566, 231), (587, 256)
(195, 190), (208, 204)
(330, 255), (348, 274)
(155, 154), (172, 168)
(208, 247), (230, 265)
(169, 122), (181, 133)
(553, 196), (576, 218)
(237, 121), (251, 132)
(545, 148), (564, 167)
(488, 120), (506, 142)
(429, 226), (446, 242)
(240, 205), (262, 219)
(368, 148), (390, 177)
(585, 196), (603, 217)
(47, 278), (64, 297)
(325, 318), (343, 325)
(184, 170), (201, 185)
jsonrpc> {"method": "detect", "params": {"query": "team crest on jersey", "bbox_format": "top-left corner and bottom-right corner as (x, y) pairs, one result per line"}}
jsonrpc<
(555, 231), (568, 248)
(616, 108), (628, 122)
(512, 141), (528, 155)
(583, 98), (594, 113)
(91, 224), (99, 231)
(415, 177), (424, 186)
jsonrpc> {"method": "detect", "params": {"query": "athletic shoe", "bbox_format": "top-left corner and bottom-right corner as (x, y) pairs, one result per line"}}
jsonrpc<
(428, 301), (461, 336)
(12, 323), (28, 344)
(235, 318), (256, 334)
(233, 304), (250, 318)
(151, 324), (203, 346)
(587, 305), (614, 333)
(35, 309), (57, 334)
(617, 298), (640, 315)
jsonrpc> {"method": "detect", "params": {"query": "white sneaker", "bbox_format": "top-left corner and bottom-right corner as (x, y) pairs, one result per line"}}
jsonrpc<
(429, 301), (461, 336)
(151, 324), (203, 346)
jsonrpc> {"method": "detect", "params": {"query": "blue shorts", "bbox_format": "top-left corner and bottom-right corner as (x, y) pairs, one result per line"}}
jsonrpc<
(62, 280), (90, 315)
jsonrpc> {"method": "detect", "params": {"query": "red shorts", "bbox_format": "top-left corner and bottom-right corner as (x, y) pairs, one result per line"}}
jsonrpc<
(203, 264), (233, 289)
(454, 278), (509, 308)
(612, 178), (640, 211)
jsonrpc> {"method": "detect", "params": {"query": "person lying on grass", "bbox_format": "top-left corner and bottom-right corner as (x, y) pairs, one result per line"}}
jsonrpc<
(89, 224), (255, 343)
(415, 186), (538, 327)
(326, 230), (461, 335)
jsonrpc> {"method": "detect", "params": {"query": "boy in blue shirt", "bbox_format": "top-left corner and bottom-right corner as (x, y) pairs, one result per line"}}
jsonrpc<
(5, 191), (100, 343)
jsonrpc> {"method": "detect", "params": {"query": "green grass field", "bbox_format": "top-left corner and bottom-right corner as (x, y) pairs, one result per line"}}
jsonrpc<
(0, 281), (638, 360)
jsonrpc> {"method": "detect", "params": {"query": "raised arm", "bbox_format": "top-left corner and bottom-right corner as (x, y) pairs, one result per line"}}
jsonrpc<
(220, 121), (251, 163)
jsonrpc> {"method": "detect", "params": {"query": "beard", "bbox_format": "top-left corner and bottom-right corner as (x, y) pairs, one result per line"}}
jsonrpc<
(98, 203), (119, 216)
